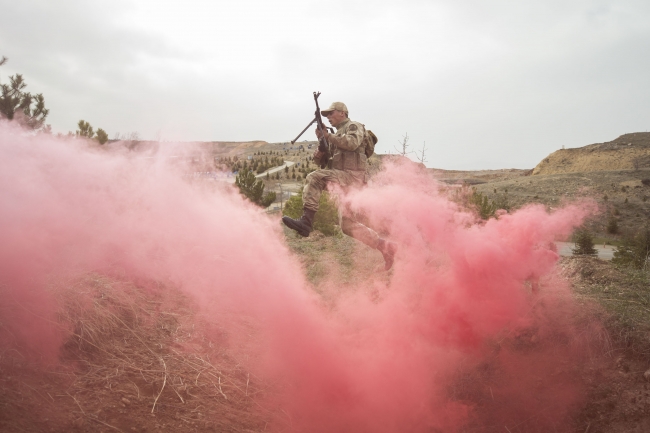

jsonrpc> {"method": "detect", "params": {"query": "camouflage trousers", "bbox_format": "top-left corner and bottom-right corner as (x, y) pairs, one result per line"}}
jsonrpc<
(303, 169), (381, 250)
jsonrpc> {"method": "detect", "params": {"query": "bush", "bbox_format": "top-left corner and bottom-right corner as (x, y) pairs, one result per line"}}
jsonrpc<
(468, 189), (496, 220)
(572, 229), (598, 256)
(283, 190), (339, 236)
(606, 216), (619, 234)
(235, 168), (276, 207)
(493, 192), (511, 213)
(613, 226), (650, 270)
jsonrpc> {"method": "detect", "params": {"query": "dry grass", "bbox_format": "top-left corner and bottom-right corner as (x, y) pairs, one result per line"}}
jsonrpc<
(561, 257), (650, 357)
(0, 274), (274, 432)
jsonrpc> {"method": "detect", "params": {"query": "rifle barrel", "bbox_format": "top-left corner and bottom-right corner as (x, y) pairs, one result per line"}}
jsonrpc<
(291, 117), (317, 144)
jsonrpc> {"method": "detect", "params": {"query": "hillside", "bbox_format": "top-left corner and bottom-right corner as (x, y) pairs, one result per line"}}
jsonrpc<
(532, 132), (650, 175)
(3, 129), (650, 432)
(108, 134), (650, 238)
(105, 139), (270, 156)
(430, 168), (530, 185)
(473, 169), (650, 236)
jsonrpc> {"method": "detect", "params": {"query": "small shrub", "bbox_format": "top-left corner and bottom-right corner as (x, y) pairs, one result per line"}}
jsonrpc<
(606, 217), (619, 234)
(469, 189), (497, 220)
(613, 226), (650, 270)
(603, 194), (608, 201)
(283, 190), (339, 236)
(493, 193), (511, 213)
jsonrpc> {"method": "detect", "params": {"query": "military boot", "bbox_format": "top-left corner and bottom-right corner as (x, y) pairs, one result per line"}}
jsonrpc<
(282, 208), (316, 237)
(377, 238), (398, 270)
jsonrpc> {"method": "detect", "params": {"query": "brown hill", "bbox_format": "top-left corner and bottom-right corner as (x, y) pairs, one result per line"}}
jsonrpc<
(532, 132), (650, 175)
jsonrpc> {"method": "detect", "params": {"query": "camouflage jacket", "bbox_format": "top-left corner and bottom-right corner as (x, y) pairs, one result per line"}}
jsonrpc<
(326, 118), (368, 171)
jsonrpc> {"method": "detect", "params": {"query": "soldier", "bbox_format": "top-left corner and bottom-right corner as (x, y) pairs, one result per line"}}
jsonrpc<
(282, 101), (397, 270)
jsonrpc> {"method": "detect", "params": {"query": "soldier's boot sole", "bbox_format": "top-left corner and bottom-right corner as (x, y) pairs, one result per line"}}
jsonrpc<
(282, 216), (312, 237)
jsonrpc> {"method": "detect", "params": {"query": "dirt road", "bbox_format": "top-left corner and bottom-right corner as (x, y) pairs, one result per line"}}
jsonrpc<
(556, 241), (615, 260)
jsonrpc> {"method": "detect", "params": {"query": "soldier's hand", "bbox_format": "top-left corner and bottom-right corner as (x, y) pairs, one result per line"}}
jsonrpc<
(315, 127), (329, 139)
(313, 150), (324, 161)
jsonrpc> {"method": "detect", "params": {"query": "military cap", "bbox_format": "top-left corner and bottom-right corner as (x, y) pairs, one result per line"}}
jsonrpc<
(321, 102), (348, 116)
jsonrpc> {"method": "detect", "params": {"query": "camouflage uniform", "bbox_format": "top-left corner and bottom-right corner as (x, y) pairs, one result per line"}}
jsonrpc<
(304, 118), (382, 249)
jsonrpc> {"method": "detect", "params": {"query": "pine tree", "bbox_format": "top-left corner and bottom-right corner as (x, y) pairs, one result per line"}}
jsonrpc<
(0, 67), (49, 130)
(613, 225), (650, 269)
(606, 216), (619, 234)
(76, 120), (94, 138)
(572, 229), (597, 256)
(235, 168), (276, 207)
(75, 120), (109, 144)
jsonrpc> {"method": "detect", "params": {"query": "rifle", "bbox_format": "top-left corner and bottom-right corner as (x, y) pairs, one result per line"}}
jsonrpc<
(290, 91), (334, 169)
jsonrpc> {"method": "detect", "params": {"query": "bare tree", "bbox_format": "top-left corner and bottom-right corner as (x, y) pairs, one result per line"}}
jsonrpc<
(113, 131), (140, 150)
(415, 141), (428, 164)
(394, 132), (411, 156)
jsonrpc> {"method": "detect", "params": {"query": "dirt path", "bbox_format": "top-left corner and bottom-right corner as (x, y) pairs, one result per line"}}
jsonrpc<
(556, 242), (615, 260)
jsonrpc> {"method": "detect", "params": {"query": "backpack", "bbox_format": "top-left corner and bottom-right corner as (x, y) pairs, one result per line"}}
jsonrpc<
(364, 129), (378, 158)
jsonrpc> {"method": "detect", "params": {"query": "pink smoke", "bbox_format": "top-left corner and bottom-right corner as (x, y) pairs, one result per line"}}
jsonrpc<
(0, 123), (596, 431)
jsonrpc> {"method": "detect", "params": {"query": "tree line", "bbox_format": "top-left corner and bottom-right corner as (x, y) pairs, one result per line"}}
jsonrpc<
(0, 56), (109, 144)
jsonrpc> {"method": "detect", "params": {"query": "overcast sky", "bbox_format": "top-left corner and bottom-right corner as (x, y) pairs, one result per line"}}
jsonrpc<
(1, 0), (649, 169)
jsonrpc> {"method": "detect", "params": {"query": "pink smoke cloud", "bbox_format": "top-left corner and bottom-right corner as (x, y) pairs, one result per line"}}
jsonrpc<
(0, 123), (598, 432)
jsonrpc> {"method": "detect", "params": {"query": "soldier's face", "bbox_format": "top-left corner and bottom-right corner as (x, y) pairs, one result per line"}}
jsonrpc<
(326, 110), (347, 127)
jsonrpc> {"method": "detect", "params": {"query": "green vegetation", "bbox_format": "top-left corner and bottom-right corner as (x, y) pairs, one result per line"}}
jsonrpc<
(283, 190), (339, 236)
(96, 128), (109, 145)
(0, 57), (49, 130)
(235, 168), (276, 208)
(572, 229), (597, 255)
(76, 120), (109, 144)
(468, 188), (510, 220)
(612, 225), (650, 270)
(469, 190), (497, 219)
(606, 216), (619, 234)
(222, 154), (284, 175)
(570, 258), (650, 356)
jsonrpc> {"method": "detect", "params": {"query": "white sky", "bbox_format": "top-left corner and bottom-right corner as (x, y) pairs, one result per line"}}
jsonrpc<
(1, 0), (649, 169)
